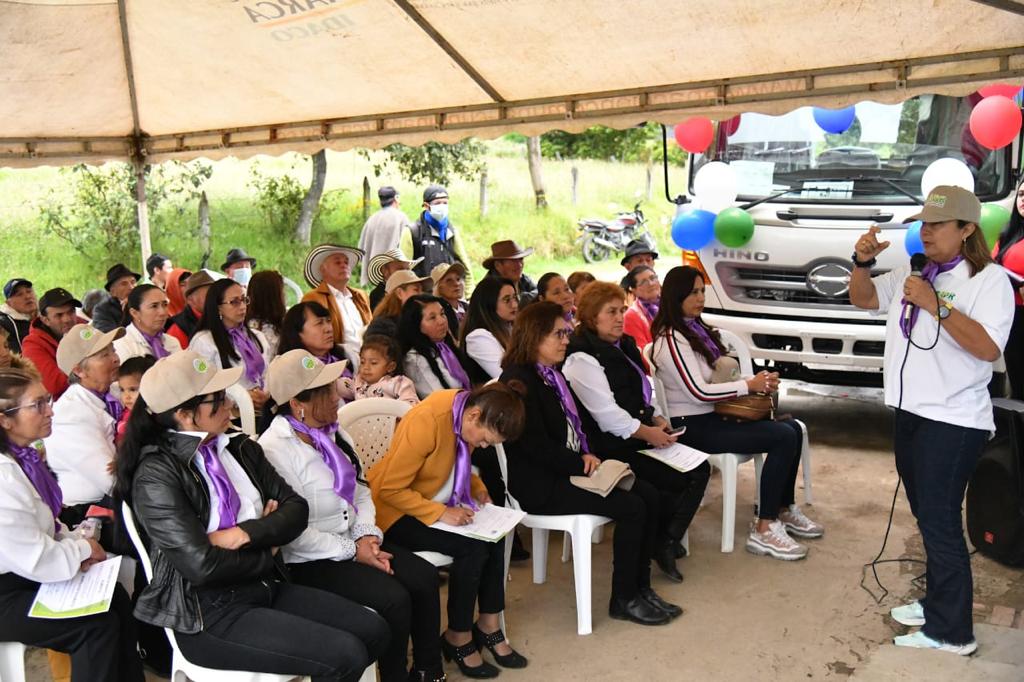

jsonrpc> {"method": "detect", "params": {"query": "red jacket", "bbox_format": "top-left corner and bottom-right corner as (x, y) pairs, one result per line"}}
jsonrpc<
(21, 318), (70, 400)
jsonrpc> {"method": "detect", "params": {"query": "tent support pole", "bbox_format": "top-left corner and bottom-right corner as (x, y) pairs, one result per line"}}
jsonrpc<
(133, 153), (152, 269)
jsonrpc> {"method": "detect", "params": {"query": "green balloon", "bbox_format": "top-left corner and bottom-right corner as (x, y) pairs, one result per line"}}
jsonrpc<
(980, 203), (1011, 249)
(714, 207), (755, 247)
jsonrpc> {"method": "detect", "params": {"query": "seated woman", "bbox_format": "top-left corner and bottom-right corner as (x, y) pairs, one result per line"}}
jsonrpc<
(261, 350), (441, 682)
(113, 284), (181, 362)
(500, 303), (677, 626)
(460, 276), (518, 384)
(278, 301), (351, 366)
(368, 384), (528, 679)
(0, 368), (144, 682)
(398, 295), (470, 399)
(536, 272), (576, 324)
(165, 268), (192, 318)
(621, 265), (661, 352)
(366, 271), (434, 339)
(115, 350), (388, 681)
(650, 266), (822, 560)
(245, 270), (287, 357)
(190, 279), (273, 411)
(431, 262), (469, 336)
(563, 282), (710, 583)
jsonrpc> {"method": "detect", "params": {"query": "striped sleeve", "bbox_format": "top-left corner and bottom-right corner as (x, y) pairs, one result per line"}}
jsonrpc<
(663, 332), (748, 403)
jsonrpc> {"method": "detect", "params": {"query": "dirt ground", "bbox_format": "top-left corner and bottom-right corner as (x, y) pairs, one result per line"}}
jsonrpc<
(24, 385), (1024, 681)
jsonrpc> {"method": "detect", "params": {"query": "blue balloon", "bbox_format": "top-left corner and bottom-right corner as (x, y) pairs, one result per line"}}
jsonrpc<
(813, 106), (856, 134)
(904, 220), (924, 256)
(671, 209), (716, 250)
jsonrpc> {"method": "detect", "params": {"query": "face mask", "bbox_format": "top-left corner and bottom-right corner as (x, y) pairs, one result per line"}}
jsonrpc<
(231, 267), (252, 286)
(428, 203), (449, 221)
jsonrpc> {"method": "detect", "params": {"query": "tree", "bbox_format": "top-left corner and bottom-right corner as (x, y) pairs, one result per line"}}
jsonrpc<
(361, 139), (487, 186)
(526, 136), (548, 208)
(294, 150), (327, 245)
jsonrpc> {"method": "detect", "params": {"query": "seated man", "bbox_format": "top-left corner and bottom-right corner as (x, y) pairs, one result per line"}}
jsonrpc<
(366, 248), (422, 310)
(482, 240), (538, 306)
(301, 243), (370, 369)
(21, 288), (83, 400)
(92, 263), (140, 333)
(167, 269), (220, 348)
(0, 277), (37, 354)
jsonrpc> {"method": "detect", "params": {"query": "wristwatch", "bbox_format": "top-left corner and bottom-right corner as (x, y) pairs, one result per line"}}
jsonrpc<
(935, 301), (954, 321)
(851, 252), (876, 268)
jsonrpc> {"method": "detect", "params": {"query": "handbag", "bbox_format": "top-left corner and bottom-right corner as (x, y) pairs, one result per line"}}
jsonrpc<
(709, 356), (777, 422)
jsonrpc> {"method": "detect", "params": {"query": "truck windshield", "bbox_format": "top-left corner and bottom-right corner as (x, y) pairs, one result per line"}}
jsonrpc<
(691, 94), (1012, 204)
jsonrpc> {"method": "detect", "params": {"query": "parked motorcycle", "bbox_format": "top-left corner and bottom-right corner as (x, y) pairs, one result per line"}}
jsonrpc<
(576, 202), (654, 263)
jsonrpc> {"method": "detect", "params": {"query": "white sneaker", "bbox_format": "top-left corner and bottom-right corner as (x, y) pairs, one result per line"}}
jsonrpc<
(778, 505), (824, 538)
(890, 601), (925, 626)
(893, 630), (977, 656)
(745, 520), (808, 560)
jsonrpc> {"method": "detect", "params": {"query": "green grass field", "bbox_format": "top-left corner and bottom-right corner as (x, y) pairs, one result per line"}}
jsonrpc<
(0, 142), (689, 296)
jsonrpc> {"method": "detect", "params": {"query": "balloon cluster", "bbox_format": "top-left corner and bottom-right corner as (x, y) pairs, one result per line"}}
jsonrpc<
(670, 161), (755, 249)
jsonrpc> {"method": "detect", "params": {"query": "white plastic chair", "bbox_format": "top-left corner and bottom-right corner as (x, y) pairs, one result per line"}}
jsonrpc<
(494, 444), (611, 635)
(0, 642), (26, 682)
(338, 398), (453, 570)
(226, 383), (257, 436)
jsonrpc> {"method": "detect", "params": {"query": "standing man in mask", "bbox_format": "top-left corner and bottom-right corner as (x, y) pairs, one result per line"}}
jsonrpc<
(221, 247), (257, 287)
(401, 184), (473, 286)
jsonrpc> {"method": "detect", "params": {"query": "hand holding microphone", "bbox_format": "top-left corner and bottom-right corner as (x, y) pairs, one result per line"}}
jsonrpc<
(902, 253), (936, 322)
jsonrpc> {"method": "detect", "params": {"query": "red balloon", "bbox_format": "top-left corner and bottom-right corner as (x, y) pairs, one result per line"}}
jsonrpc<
(721, 115), (741, 137)
(969, 95), (1023, 150)
(674, 117), (714, 153)
(979, 83), (1022, 99)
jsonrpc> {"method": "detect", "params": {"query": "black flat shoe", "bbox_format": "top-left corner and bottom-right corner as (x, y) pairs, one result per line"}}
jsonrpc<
(472, 624), (528, 668)
(608, 595), (671, 626)
(640, 587), (683, 619)
(440, 635), (499, 679)
(673, 539), (688, 559)
(408, 668), (448, 682)
(654, 542), (684, 583)
(510, 531), (530, 562)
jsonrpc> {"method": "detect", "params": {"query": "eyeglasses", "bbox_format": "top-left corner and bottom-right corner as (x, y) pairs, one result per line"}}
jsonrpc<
(2, 394), (53, 415)
(499, 295), (518, 305)
(551, 328), (573, 340)
(220, 296), (250, 308)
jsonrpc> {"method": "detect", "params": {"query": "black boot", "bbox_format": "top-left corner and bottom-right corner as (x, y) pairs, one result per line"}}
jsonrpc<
(640, 587), (683, 619)
(673, 539), (688, 558)
(654, 540), (683, 583)
(609, 595), (671, 626)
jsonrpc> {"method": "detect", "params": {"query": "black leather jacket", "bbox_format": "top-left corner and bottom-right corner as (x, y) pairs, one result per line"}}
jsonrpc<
(130, 430), (308, 633)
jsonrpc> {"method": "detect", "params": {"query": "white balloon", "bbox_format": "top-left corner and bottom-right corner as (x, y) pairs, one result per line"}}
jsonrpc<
(920, 158), (975, 197)
(693, 161), (738, 210)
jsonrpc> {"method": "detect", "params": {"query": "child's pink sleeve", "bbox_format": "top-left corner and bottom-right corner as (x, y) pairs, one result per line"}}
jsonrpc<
(337, 376), (356, 401)
(393, 376), (420, 405)
(115, 408), (131, 446)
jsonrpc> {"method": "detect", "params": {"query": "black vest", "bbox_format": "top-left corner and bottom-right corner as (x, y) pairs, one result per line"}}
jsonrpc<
(170, 306), (201, 340)
(410, 215), (462, 278)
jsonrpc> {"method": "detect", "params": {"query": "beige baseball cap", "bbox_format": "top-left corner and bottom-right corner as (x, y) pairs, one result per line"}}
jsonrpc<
(429, 261), (468, 286)
(140, 350), (243, 413)
(385, 270), (433, 295)
(56, 324), (125, 375)
(904, 185), (981, 225)
(266, 349), (348, 405)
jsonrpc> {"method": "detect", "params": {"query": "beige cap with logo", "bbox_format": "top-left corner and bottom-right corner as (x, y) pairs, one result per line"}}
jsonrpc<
(385, 270), (433, 295)
(140, 350), (243, 413)
(266, 349), (348, 405)
(56, 324), (125, 375)
(904, 185), (981, 225)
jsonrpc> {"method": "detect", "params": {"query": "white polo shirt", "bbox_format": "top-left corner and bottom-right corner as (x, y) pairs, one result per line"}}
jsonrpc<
(872, 260), (1013, 432)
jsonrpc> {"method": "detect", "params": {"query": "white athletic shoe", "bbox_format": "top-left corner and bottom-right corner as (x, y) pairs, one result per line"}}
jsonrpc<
(893, 630), (977, 656)
(778, 504), (824, 538)
(745, 520), (808, 560)
(890, 601), (925, 627)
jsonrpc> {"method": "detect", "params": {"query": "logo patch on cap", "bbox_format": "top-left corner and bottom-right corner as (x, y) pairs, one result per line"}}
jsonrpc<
(193, 359), (209, 373)
(927, 194), (947, 208)
(79, 328), (94, 340)
(301, 356), (316, 370)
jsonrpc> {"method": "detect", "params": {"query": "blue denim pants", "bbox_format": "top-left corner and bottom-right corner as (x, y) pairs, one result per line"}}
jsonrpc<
(893, 409), (988, 645)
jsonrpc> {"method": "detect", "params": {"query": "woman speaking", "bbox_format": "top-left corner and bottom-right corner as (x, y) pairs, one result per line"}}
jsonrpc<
(850, 185), (1013, 656)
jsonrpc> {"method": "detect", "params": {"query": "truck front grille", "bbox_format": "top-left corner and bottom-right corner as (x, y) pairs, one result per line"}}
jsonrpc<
(716, 263), (885, 311)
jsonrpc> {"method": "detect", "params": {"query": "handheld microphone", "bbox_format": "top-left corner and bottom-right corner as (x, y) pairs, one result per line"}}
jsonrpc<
(902, 253), (929, 326)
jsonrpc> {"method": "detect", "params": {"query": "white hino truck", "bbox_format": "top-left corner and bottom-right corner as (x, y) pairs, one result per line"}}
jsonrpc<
(685, 94), (1021, 386)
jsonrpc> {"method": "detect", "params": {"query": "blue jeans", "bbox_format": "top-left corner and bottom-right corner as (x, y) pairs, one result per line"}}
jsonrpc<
(893, 409), (988, 645)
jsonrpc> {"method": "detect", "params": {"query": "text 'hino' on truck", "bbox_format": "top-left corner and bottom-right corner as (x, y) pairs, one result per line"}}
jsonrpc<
(683, 94), (1022, 387)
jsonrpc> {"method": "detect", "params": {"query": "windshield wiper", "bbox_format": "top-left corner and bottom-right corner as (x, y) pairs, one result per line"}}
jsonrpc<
(741, 174), (925, 208)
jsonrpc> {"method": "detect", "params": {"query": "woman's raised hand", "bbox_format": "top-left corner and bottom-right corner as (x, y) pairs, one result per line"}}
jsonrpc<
(855, 225), (890, 261)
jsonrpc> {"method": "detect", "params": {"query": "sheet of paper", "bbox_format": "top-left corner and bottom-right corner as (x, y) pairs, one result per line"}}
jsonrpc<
(431, 503), (526, 543)
(800, 181), (853, 200)
(640, 443), (710, 473)
(731, 160), (775, 197)
(29, 555), (122, 619)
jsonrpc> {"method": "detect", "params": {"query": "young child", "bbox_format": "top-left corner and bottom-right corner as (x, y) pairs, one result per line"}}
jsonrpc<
(340, 334), (419, 405)
(115, 355), (156, 445)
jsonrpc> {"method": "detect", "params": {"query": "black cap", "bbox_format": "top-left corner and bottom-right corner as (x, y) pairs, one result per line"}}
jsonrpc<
(620, 238), (659, 266)
(38, 287), (82, 314)
(3, 278), (32, 299)
(104, 263), (142, 291)
(378, 186), (398, 206)
(423, 184), (448, 204)
(221, 248), (257, 271)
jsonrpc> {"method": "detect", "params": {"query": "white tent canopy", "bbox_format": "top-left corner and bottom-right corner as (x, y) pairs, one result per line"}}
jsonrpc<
(2, 0), (1023, 168)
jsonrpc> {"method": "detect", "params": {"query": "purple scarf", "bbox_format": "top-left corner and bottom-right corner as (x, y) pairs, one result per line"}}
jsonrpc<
(319, 352), (354, 380)
(448, 390), (478, 510)
(563, 310), (575, 325)
(197, 441), (240, 531)
(9, 442), (63, 532)
(435, 341), (470, 389)
(685, 318), (723, 362)
(286, 416), (358, 510)
(639, 299), (659, 322)
(537, 364), (590, 452)
(900, 256), (964, 339)
(614, 340), (653, 406)
(137, 326), (170, 359)
(227, 325), (266, 387)
(89, 388), (124, 423)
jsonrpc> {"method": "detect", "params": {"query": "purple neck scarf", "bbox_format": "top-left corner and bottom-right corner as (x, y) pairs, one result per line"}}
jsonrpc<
(9, 442), (63, 532)
(563, 310), (575, 325)
(319, 352), (353, 380)
(614, 340), (653, 406)
(639, 299), (659, 322)
(448, 390), (478, 510)
(536, 364), (590, 452)
(137, 326), (170, 359)
(89, 387), (124, 423)
(286, 416), (358, 509)
(197, 441), (240, 530)
(435, 341), (470, 389)
(227, 325), (266, 387)
(685, 318), (723, 362)
(900, 256), (964, 339)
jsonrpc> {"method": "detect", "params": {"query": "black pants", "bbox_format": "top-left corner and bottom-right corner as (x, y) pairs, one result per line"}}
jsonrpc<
(894, 409), (988, 645)
(1004, 306), (1024, 399)
(0, 573), (143, 682)
(289, 543), (442, 682)
(524, 478), (660, 600)
(384, 515), (505, 632)
(674, 412), (802, 520)
(176, 580), (390, 682)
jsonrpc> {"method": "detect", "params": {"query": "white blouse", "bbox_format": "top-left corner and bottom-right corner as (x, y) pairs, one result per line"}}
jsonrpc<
(113, 323), (182, 363)
(562, 351), (662, 440)
(650, 329), (749, 417)
(44, 383), (116, 506)
(404, 349), (463, 399)
(464, 328), (505, 380)
(189, 327), (273, 390)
